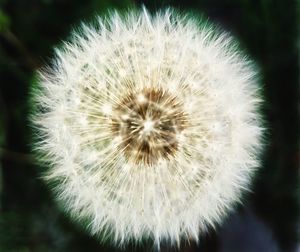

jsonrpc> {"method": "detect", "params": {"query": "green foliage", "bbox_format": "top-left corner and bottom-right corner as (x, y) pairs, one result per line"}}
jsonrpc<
(0, 9), (10, 32)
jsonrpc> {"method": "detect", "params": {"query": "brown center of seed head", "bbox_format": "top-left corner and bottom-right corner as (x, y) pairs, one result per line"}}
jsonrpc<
(111, 87), (188, 165)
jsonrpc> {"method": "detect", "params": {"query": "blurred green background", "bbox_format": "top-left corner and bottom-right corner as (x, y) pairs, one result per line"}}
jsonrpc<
(0, 0), (299, 251)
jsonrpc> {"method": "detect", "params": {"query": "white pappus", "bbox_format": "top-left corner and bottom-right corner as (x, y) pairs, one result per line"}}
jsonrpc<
(31, 7), (264, 248)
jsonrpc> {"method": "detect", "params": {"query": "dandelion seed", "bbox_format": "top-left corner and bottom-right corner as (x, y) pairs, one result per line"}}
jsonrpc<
(31, 7), (264, 247)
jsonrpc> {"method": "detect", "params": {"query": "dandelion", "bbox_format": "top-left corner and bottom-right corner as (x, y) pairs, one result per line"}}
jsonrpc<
(32, 8), (263, 247)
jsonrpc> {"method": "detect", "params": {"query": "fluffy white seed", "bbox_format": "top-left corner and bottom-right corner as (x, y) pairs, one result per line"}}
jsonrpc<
(32, 8), (264, 247)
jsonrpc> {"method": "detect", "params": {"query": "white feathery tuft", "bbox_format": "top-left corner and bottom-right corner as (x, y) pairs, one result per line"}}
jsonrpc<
(32, 8), (264, 248)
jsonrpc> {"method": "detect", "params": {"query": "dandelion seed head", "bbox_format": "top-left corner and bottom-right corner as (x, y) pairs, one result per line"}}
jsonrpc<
(32, 7), (264, 247)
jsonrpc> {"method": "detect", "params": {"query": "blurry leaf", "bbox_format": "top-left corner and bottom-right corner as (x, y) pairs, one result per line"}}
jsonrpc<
(0, 9), (10, 32)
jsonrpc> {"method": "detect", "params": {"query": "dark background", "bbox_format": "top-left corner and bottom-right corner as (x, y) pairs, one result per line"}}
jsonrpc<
(0, 0), (299, 251)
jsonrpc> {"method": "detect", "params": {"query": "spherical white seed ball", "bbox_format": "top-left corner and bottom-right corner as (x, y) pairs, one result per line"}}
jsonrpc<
(32, 8), (264, 247)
